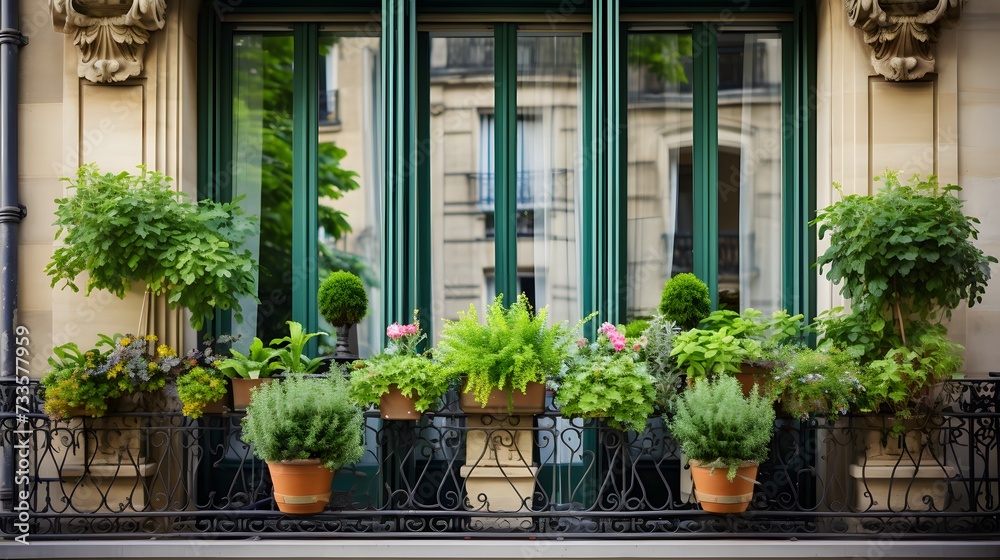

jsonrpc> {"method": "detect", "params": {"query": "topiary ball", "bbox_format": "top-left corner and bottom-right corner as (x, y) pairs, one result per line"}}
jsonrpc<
(318, 271), (369, 327)
(658, 273), (710, 330)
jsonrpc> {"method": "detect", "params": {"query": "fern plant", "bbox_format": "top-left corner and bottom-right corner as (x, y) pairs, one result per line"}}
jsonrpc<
(436, 294), (576, 408)
(555, 323), (655, 432)
(241, 374), (364, 470)
(667, 375), (775, 481)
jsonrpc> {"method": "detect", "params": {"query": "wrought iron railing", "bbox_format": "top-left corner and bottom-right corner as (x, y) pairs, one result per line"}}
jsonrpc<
(1, 379), (997, 539)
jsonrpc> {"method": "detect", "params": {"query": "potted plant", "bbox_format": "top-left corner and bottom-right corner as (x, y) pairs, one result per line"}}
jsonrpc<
(770, 347), (864, 421)
(641, 314), (684, 415)
(436, 294), (575, 414)
(318, 270), (369, 358)
(176, 366), (229, 419)
(667, 375), (775, 513)
(40, 334), (180, 420)
(44, 164), (259, 331)
(217, 336), (280, 410)
(270, 321), (328, 375)
(241, 374), (365, 514)
(813, 172), (995, 423)
(669, 327), (746, 385)
(349, 320), (454, 420)
(554, 322), (656, 432)
(658, 273), (711, 330)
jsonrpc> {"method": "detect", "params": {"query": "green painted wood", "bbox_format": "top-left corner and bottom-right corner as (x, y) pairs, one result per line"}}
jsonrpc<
(381, 0), (418, 331)
(494, 23), (518, 305)
(692, 22), (718, 310)
(799, 0), (818, 327)
(781, 21), (798, 317)
(291, 24), (320, 350)
(581, 32), (597, 339)
(416, 31), (433, 345)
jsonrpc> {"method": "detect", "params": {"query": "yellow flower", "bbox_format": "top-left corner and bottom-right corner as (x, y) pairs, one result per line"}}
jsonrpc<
(145, 334), (158, 342)
(157, 345), (177, 358)
(119, 337), (132, 347)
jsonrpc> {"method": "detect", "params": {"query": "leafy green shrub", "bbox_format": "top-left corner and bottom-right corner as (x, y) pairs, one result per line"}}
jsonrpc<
(667, 376), (775, 480)
(350, 321), (455, 413)
(771, 348), (863, 420)
(857, 326), (964, 419)
(436, 294), (576, 408)
(623, 319), (650, 338)
(555, 323), (655, 432)
(241, 374), (365, 470)
(44, 164), (259, 331)
(318, 271), (369, 327)
(177, 366), (229, 419)
(669, 328), (745, 382)
(658, 273), (711, 330)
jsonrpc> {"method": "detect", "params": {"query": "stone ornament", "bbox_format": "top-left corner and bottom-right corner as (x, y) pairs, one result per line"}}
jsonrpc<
(846, 0), (963, 81)
(51, 0), (167, 84)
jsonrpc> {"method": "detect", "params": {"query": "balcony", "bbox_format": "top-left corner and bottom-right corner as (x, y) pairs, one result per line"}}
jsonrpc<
(1, 378), (998, 546)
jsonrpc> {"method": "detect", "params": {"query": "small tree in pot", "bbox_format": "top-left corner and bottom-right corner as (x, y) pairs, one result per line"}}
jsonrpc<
(318, 270), (369, 359)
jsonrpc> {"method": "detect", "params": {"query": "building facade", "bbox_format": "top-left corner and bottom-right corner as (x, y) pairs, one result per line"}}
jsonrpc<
(2, 0), (1000, 557)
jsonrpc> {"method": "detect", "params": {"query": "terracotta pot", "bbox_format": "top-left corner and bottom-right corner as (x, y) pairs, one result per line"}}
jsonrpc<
(379, 385), (420, 420)
(200, 393), (229, 415)
(690, 460), (758, 514)
(735, 363), (772, 398)
(267, 459), (335, 514)
(232, 378), (272, 411)
(459, 380), (546, 414)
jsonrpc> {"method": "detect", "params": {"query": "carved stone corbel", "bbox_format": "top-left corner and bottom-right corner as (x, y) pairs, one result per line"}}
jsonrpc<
(846, 0), (963, 81)
(51, 0), (167, 84)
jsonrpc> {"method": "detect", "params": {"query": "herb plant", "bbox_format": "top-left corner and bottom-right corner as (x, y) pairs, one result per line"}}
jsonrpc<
(436, 294), (576, 408)
(241, 374), (365, 470)
(45, 164), (259, 330)
(318, 271), (369, 327)
(640, 314), (684, 415)
(667, 375), (775, 481)
(658, 273), (711, 330)
(349, 321), (455, 413)
(555, 323), (656, 432)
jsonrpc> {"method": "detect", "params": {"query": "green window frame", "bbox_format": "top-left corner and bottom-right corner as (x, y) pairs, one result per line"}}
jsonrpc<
(198, 0), (816, 343)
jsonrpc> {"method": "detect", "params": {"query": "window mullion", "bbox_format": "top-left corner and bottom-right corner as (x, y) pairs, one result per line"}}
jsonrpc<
(692, 22), (719, 310)
(494, 22), (518, 304)
(292, 23), (320, 345)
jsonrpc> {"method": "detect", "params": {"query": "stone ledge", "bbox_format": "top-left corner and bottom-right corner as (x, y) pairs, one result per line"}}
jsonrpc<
(1, 539), (999, 560)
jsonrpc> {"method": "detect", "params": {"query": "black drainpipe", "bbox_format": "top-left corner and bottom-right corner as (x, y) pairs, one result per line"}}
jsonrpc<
(0, 0), (27, 511)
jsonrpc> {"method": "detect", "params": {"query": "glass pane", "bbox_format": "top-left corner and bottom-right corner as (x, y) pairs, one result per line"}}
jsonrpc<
(316, 33), (383, 358)
(517, 33), (583, 325)
(429, 34), (495, 341)
(231, 33), (295, 348)
(625, 33), (694, 320)
(717, 31), (782, 312)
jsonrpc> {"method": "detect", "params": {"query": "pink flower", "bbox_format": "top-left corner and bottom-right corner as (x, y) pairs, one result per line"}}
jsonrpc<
(577, 338), (588, 347)
(612, 336), (626, 352)
(386, 323), (405, 340)
(403, 323), (419, 336)
(598, 322), (617, 336)
(633, 342), (642, 352)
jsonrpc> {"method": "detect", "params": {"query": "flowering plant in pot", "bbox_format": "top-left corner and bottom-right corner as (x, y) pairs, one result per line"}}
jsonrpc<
(40, 334), (181, 420)
(770, 347), (864, 421)
(554, 322), (656, 432)
(667, 375), (775, 513)
(349, 320), (455, 420)
(436, 294), (577, 414)
(241, 374), (365, 514)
